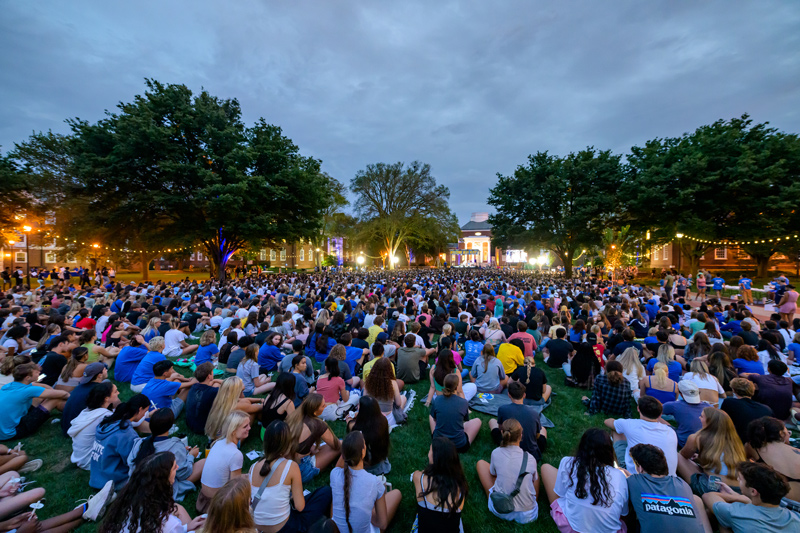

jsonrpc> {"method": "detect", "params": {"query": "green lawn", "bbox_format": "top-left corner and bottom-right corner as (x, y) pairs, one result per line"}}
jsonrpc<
(15, 337), (610, 533)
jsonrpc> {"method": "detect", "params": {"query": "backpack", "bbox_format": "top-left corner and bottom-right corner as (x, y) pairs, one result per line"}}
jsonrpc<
(489, 452), (528, 514)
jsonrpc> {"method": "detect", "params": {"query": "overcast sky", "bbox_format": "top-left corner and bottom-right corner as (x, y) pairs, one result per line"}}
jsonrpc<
(2, 1), (799, 223)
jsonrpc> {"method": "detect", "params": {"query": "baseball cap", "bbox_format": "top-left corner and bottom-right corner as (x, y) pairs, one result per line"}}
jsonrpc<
(376, 332), (389, 342)
(392, 311), (399, 318)
(678, 380), (701, 404)
(586, 332), (598, 344)
(80, 362), (107, 384)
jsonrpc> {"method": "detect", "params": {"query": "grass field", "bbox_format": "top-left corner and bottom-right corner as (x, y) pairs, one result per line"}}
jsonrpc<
(17, 332), (612, 533)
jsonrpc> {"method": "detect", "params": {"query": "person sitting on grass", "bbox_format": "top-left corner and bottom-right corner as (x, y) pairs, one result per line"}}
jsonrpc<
(100, 451), (207, 533)
(540, 428), (629, 533)
(69, 382), (119, 470)
(185, 362), (223, 435)
(476, 419), (539, 524)
(204, 377), (264, 441)
(469, 343), (508, 394)
(331, 430), (402, 533)
(745, 417), (800, 502)
(345, 396), (391, 476)
(429, 374), (482, 454)
(287, 393), (342, 483)
(720, 378), (774, 443)
(489, 381), (547, 461)
(583, 360), (632, 418)
(411, 437), (466, 532)
(605, 396), (679, 476)
(236, 344), (273, 397)
(194, 329), (219, 367)
(626, 443), (712, 533)
(130, 336), (167, 393)
(141, 360), (196, 418)
(162, 318), (199, 359)
(89, 394), (152, 491)
(198, 410), (251, 513)
(112, 334), (149, 384)
(510, 355), (551, 404)
(260, 373), (296, 433)
(201, 477), (256, 533)
(427, 349), (478, 406)
(249, 420), (332, 533)
(0, 362), (69, 441)
(280, 339), (315, 385)
(364, 357), (406, 425)
(702, 461), (800, 533)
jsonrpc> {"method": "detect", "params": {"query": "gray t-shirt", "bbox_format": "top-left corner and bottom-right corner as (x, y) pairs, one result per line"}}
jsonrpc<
(489, 445), (537, 514)
(713, 501), (800, 533)
(469, 357), (506, 392)
(627, 473), (704, 533)
(396, 347), (427, 383)
(330, 467), (386, 533)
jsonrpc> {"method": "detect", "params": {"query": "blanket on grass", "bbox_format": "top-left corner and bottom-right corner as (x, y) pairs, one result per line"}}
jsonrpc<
(468, 392), (554, 428)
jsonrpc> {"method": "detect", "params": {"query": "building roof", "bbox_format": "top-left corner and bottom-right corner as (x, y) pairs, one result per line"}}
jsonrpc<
(460, 220), (492, 231)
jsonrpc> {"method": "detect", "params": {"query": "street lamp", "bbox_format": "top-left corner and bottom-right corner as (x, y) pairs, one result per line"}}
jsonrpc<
(356, 255), (365, 267)
(391, 256), (399, 266)
(22, 226), (32, 286)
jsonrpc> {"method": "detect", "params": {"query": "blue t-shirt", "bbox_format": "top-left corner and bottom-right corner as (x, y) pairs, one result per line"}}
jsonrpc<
(141, 379), (181, 409)
(195, 344), (220, 366)
(739, 278), (752, 290)
(463, 340), (484, 367)
(0, 382), (45, 439)
(131, 351), (166, 386)
(712, 277), (725, 290)
(647, 359), (683, 383)
(344, 346), (364, 374)
(258, 344), (283, 371)
(788, 343), (800, 359)
(114, 346), (148, 383)
(662, 400), (711, 447)
(732, 358), (764, 375)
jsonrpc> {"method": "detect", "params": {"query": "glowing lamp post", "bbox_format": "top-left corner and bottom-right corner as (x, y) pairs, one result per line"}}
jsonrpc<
(356, 255), (365, 270)
(22, 226), (32, 286)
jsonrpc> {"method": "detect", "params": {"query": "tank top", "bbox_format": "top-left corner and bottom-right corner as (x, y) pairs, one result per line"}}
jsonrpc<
(261, 396), (289, 428)
(250, 458), (292, 526)
(416, 474), (463, 533)
(645, 377), (676, 404)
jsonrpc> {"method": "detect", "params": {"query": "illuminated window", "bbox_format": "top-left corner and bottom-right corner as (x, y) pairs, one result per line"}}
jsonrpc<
(714, 247), (727, 260)
(270, 249), (276, 261)
(300, 249), (305, 262)
(280, 249), (286, 261)
(15, 252), (26, 262)
(259, 249), (267, 261)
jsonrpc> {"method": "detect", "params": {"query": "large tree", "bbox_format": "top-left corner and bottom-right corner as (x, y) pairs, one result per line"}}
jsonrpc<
(67, 80), (328, 280)
(625, 115), (800, 276)
(0, 153), (32, 246)
(488, 148), (623, 278)
(350, 161), (455, 269)
(313, 173), (349, 267)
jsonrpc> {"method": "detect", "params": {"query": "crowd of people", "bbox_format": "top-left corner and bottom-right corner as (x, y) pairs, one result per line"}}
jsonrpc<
(0, 265), (798, 532)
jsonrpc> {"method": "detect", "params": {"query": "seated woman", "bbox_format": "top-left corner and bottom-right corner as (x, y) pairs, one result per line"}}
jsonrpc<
(287, 394), (342, 483)
(732, 344), (764, 375)
(260, 373), (296, 436)
(745, 416), (800, 502)
(646, 344), (684, 383)
(236, 344), (273, 397)
(412, 437), (466, 533)
(639, 362), (678, 404)
(510, 355), (552, 404)
(677, 407), (745, 495)
(202, 477), (256, 533)
(462, 329), (484, 370)
(583, 361), (632, 417)
(476, 419), (539, 524)
(331, 431), (402, 533)
(541, 428), (629, 533)
(313, 326), (337, 364)
(708, 350), (737, 395)
(364, 357), (406, 425)
(318, 357), (359, 422)
(249, 420), (332, 533)
(100, 451), (206, 533)
(426, 349), (478, 406)
(69, 382), (119, 470)
(682, 359), (726, 404)
(89, 394), (152, 491)
(204, 377), (264, 442)
(429, 374), (482, 454)
(346, 396), (391, 476)
(198, 411), (251, 513)
(55, 345), (89, 392)
(80, 329), (119, 366)
(616, 347), (645, 401)
(127, 408), (205, 501)
(565, 342), (601, 389)
(469, 343), (508, 394)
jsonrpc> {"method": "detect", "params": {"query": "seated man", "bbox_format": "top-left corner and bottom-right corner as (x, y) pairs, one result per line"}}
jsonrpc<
(721, 378), (773, 443)
(141, 360), (196, 418)
(496, 339), (525, 376)
(113, 335), (149, 383)
(745, 360), (800, 422)
(396, 334), (436, 384)
(488, 381), (547, 461)
(703, 462), (800, 533)
(605, 396), (678, 476)
(0, 363), (69, 441)
(543, 327), (573, 369)
(627, 443), (710, 533)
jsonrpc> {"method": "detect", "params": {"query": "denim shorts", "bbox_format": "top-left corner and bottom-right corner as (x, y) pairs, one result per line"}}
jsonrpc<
(298, 454), (319, 482)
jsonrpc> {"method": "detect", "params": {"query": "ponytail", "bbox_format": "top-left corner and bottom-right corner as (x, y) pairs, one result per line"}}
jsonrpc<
(341, 431), (365, 533)
(441, 373), (459, 398)
(133, 408), (174, 466)
(481, 343), (495, 371)
(500, 419), (522, 447)
(100, 394), (150, 430)
(747, 416), (784, 450)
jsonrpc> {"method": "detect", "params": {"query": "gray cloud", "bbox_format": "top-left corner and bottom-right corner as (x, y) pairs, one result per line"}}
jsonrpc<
(1, 1), (798, 222)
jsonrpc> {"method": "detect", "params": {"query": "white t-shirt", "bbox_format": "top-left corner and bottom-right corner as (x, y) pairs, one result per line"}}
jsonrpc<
(613, 419), (678, 476)
(554, 457), (628, 533)
(201, 440), (243, 489)
(121, 513), (184, 533)
(163, 329), (188, 357)
(1, 339), (19, 351)
(682, 372), (724, 394)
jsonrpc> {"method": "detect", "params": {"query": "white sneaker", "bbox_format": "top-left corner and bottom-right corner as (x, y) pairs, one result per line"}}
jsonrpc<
(82, 480), (114, 522)
(19, 459), (42, 474)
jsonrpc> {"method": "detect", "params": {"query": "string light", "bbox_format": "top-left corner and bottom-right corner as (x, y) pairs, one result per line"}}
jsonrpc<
(673, 233), (799, 246)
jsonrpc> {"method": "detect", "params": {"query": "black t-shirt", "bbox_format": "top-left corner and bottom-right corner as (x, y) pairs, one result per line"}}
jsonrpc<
(157, 323), (171, 337)
(545, 339), (573, 368)
(186, 383), (219, 434)
(254, 331), (271, 346)
(352, 338), (369, 350)
(39, 351), (68, 387)
(720, 397), (773, 442)
(500, 323), (514, 338)
(510, 365), (547, 401)
(61, 382), (96, 435)
(127, 311), (143, 325)
(497, 402), (543, 460)
(184, 312), (202, 332)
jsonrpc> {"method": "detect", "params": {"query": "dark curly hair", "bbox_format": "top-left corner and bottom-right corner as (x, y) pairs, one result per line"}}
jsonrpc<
(567, 428), (615, 507)
(99, 451), (176, 533)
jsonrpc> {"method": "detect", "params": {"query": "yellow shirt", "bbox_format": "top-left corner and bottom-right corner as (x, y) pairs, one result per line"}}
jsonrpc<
(496, 343), (524, 375)
(362, 356), (395, 381)
(367, 325), (383, 346)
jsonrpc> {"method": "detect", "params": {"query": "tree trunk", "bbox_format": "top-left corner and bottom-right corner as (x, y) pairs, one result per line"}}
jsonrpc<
(555, 249), (574, 279)
(205, 230), (242, 283)
(752, 254), (773, 278)
(139, 252), (150, 281)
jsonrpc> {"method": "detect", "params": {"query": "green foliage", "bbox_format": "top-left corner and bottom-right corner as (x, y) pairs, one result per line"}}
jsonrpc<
(0, 154), (31, 245)
(488, 148), (623, 277)
(322, 253), (338, 267)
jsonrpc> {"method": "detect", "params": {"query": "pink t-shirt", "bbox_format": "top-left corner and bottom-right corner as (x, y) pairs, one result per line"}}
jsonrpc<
(508, 331), (537, 359)
(316, 375), (345, 404)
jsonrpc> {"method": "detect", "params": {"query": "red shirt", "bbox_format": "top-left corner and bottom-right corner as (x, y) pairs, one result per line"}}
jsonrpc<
(508, 331), (537, 359)
(76, 317), (97, 330)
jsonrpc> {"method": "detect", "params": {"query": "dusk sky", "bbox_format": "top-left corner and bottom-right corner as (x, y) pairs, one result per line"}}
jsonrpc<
(2, 1), (799, 223)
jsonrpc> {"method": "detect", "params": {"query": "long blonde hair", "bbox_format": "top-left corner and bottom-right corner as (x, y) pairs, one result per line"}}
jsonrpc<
(656, 345), (675, 366)
(651, 362), (670, 388)
(141, 317), (161, 339)
(205, 377), (245, 441)
(617, 347), (645, 379)
(696, 407), (746, 477)
(690, 359), (709, 379)
(199, 477), (256, 533)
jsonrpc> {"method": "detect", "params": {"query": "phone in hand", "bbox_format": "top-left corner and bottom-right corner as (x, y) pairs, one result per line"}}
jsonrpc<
(708, 475), (721, 491)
